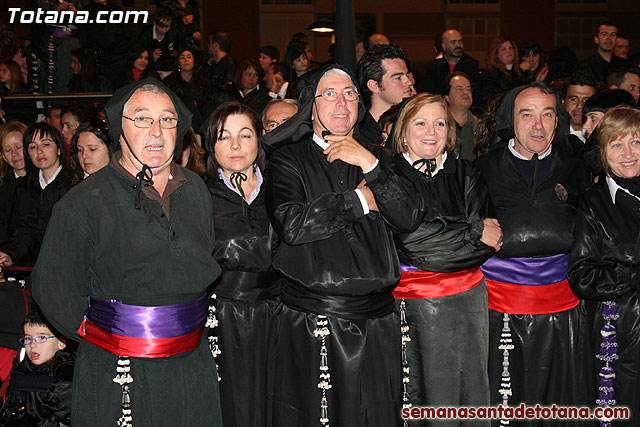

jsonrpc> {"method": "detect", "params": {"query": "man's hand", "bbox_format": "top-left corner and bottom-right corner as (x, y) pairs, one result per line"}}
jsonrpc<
(152, 48), (162, 62)
(182, 14), (194, 25)
(0, 252), (13, 267)
(480, 218), (503, 252)
(357, 179), (378, 212)
(535, 64), (549, 82)
(323, 135), (377, 172)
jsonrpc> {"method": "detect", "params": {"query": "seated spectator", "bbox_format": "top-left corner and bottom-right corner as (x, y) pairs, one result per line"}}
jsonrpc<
(258, 45), (279, 73)
(67, 48), (114, 93)
(478, 37), (524, 111)
(518, 40), (549, 84)
(60, 103), (96, 154)
(115, 44), (160, 89)
(0, 310), (74, 427)
(71, 118), (111, 177)
(0, 122), (28, 249)
(607, 66), (640, 103)
(164, 48), (211, 130)
(0, 61), (36, 125)
(261, 98), (298, 134)
(139, 9), (184, 76)
(161, 0), (201, 47)
(215, 59), (270, 113)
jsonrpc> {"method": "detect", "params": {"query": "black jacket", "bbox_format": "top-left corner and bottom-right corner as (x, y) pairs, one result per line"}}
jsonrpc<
(475, 145), (590, 258)
(0, 349), (74, 427)
(214, 84), (270, 115)
(394, 154), (494, 272)
(207, 173), (280, 300)
(0, 172), (23, 249)
(418, 53), (480, 95)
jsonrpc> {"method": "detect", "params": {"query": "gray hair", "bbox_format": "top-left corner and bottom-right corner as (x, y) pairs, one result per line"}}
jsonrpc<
(261, 98), (299, 125)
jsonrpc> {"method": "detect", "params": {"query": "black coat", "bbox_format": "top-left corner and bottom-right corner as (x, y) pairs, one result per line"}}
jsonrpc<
(418, 53), (480, 95)
(475, 145), (590, 258)
(394, 153), (494, 272)
(0, 172), (22, 249)
(568, 178), (640, 423)
(0, 349), (74, 427)
(214, 84), (270, 114)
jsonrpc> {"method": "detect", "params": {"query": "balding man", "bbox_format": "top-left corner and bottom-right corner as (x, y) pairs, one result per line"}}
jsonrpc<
(418, 29), (480, 96)
(368, 33), (390, 46)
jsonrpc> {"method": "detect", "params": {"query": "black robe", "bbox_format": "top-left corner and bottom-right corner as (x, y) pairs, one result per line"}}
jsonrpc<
(265, 138), (421, 427)
(569, 178), (640, 425)
(207, 171), (281, 427)
(475, 144), (590, 424)
(393, 154), (494, 425)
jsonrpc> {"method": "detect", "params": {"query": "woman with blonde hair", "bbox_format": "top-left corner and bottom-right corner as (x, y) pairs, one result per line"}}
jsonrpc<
(389, 93), (502, 419)
(478, 37), (524, 111)
(569, 105), (640, 424)
(0, 121), (28, 248)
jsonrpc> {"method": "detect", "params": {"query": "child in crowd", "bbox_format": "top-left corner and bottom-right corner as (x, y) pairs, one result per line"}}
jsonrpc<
(0, 310), (74, 427)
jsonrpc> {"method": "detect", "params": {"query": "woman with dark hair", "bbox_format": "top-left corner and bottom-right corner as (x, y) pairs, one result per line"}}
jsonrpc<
(283, 41), (309, 98)
(518, 40), (549, 84)
(164, 48), (211, 130)
(0, 60), (36, 125)
(67, 48), (113, 93)
(215, 59), (270, 113)
(204, 102), (279, 427)
(115, 44), (159, 88)
(389, 93), (501, 417)
(478, 37), (524, 111)
(178, 127), (206, 177)
(0, 121), (28, 249)
(0, 123), (82, 267)
(568, 106), (640, 425)
(71, 118), (111, 177)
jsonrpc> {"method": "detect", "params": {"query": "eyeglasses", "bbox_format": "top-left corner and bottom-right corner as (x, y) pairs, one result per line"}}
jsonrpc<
(315, 88), (359, 103)
(123, 116), (179, 129)
(19, 335), (56, 346)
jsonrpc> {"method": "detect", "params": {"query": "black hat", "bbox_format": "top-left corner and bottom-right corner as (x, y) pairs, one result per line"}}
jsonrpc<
(582, 89), (638, 116)
(105, 77), (192, 159)
(261, 64), (368, 153)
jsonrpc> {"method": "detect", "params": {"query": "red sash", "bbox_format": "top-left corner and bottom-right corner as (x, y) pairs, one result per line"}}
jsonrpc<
(393, 267), (484, 299)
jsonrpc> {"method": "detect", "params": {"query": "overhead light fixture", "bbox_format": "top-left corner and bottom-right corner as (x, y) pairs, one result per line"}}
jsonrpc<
(308, 19), (334, 33)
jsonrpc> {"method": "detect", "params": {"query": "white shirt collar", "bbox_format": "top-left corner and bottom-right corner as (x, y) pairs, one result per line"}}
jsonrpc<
(313, 132), (329, 150)
(402, 151), (447, 176)
(569, 125), (586, 143)
(606, 175), (640, 204)
(269, 82), (288, 99)
(508, 138), (552, 160)
(218, 166), (263, 204)
(39, 165), (62, 189)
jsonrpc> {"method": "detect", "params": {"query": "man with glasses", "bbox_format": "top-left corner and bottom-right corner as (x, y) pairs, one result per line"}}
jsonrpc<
(264, 65), (420, 426)
(32, 78), (223, 427)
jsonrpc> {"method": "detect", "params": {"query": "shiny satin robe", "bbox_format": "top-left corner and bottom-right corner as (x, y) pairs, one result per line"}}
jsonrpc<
(266, 139), (421, 427)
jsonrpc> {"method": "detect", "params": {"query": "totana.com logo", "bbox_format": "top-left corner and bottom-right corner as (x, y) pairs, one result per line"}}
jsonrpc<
(8, 7), (148, 25)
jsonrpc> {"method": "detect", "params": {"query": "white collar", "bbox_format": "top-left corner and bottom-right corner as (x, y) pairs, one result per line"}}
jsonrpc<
(402, 151), (447, 176)
(239, 84), (260, 98)
(268, 82), (288, 99)
(569, 125), (586, 143)
(312, 132), (329, 150)
(218, 166), (263, 204)
(39, 164), (62, 190)
(606, 175), (640, 204)
(508, 138), (552, 160)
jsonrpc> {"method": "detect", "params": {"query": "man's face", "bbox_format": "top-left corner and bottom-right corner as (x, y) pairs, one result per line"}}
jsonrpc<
(618, 73), (640, 102)
(594, 25), (617, 53)
(264, 65), (282, 92)
(46, 108), (62, 130)
(445, 75), (472, 110)
(154, 18), (171, 37)
(312, 72), (359, 136)
(513, 88), (558, 159)
(120, 89), (177, 174)
(372, 58), (411, 107)
(263, 102), (298, 134)
(613, 37), (629, 59)
(258, 53), (275, 72)
(562, 84), (595, 129)
(441, 30), (464, 59)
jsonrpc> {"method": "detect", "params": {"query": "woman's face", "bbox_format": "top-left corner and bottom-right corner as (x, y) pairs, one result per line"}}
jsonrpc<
(133, 51), (149, 72)
(404, 102), (449, 163)
(27, 132), (60, 174)
(497, 41), (515, 66)
(178, 51), (195, 72)
(0, 64), (10, 84)
(605, 132), (640, 179)
(1, 131), (25, 172)
(522, 52), (540, 71)
(70, 55), (81, 75)
(240, 66), (259, 91)
(77, 132), (110, 175)
(293, 54), (309, 75)
(214, 114), (259, 175)
(61, 113), (80, 147)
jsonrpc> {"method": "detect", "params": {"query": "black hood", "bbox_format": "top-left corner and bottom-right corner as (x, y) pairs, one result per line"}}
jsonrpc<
(490, 84), (571, 152)
(104, 77), (192, 159)
(384, 97), (414, 152)
(261, 64), (368, 153)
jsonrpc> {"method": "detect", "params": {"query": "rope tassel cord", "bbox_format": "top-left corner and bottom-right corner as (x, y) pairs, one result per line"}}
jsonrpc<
(596, 300), (619, 427)
(113, 357), (133, 427)
(498, 312), (513, 426)
(314, 315), (332, 426)
(400, 299), (411, 427)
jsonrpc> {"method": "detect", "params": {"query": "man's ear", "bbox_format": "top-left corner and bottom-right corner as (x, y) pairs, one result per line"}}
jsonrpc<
(367, 79), (380, 95)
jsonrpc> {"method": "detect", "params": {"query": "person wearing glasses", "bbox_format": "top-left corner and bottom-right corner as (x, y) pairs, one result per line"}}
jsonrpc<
(32, 78), (223, 427)
(263, 65), (421, 426)
(0, 310), (74, 426)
